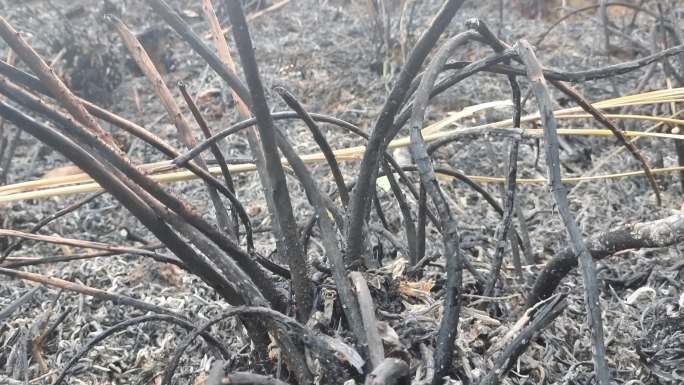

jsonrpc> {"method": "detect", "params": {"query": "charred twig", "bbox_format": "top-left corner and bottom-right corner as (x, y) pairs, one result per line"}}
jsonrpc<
(389, 43), (684, 135)
(550, 80), (661, 205)
(346, 0), (466, 265)
(270, 123), (366, 353)
(478, 294), (567, 385)
(350, 271), (385, 369)
(483, 138), (519, 297)
(381, 160), (417, 261)
(416, 185), (427, 264)
(0, 57), (177, 154)
(465, 19), (522, 290)
(145, 0), (252, 105)
(392, 49), (515, 137)
(1, 245), (181, 269)
(0, 80), (281, 311)
(110, 16), (234, 239)
(174, 113), (362, 164)
(225, 0), (313, 321)
(365, 358), (410, 385)
(178, 81), (241, 242)
(0, 50), (11, 167)
(0, 229), (171, 258)
(0, 61), (250, 206)
(274, 86), (349, 206)
(514, 200), (535, 265)
(394, 165), (524, 248)
(0, 285), (41, 323)
(174, 110), (442, 235)
(201, 0), (292, 315)
(0, 79), (258, 262)
(528, 213), (684, 308)
(516, 40), (611, 385)
(0, 100), (244, 306)
(441, 43), (684, 81)
(53, 315), (231, 385)
(0, 16), (118, 147)
(163, 306), (362, 385)
(409, 30), (485, 385)
(1, 192), (103, 260)
(0, 267), (180, 316)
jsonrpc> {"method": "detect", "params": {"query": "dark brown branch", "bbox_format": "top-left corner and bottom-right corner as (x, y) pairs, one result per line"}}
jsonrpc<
(550, 80), (661, 205)
(1, 192), (103, 260)
(515, 40), (611, 385)
(0, 16), (118, 147)
(110, 16), (233, 240)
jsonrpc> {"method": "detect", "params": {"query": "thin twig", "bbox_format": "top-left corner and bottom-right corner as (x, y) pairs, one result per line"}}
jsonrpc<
(178, 81), (241, 241)
(274, 86), (349, 206)
(53, 315), (231, 385)
(346, 0), (466, 265)
(551, 80), (661, 205)
(0, 267), (179, 316)
(478, 294), (567, 385)
(515, 39), (611, 385)
(0, 16), (118, 147)
(1, 192), (103, 260)
(110, 16), (234, 237)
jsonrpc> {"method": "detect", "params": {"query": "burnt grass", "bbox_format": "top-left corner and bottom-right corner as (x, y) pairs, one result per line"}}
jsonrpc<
(1, 0), (683, 384)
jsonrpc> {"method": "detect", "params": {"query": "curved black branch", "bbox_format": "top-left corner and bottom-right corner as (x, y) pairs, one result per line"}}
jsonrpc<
(178, 81), (243, 244)
(53, 315), (230, 385)
(408, 30), (483, 384)
(527, 213), (684, 308)
(346, 0), (466, 265)
(162, 306), (359, 384)
(274, 86), (349, 206)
